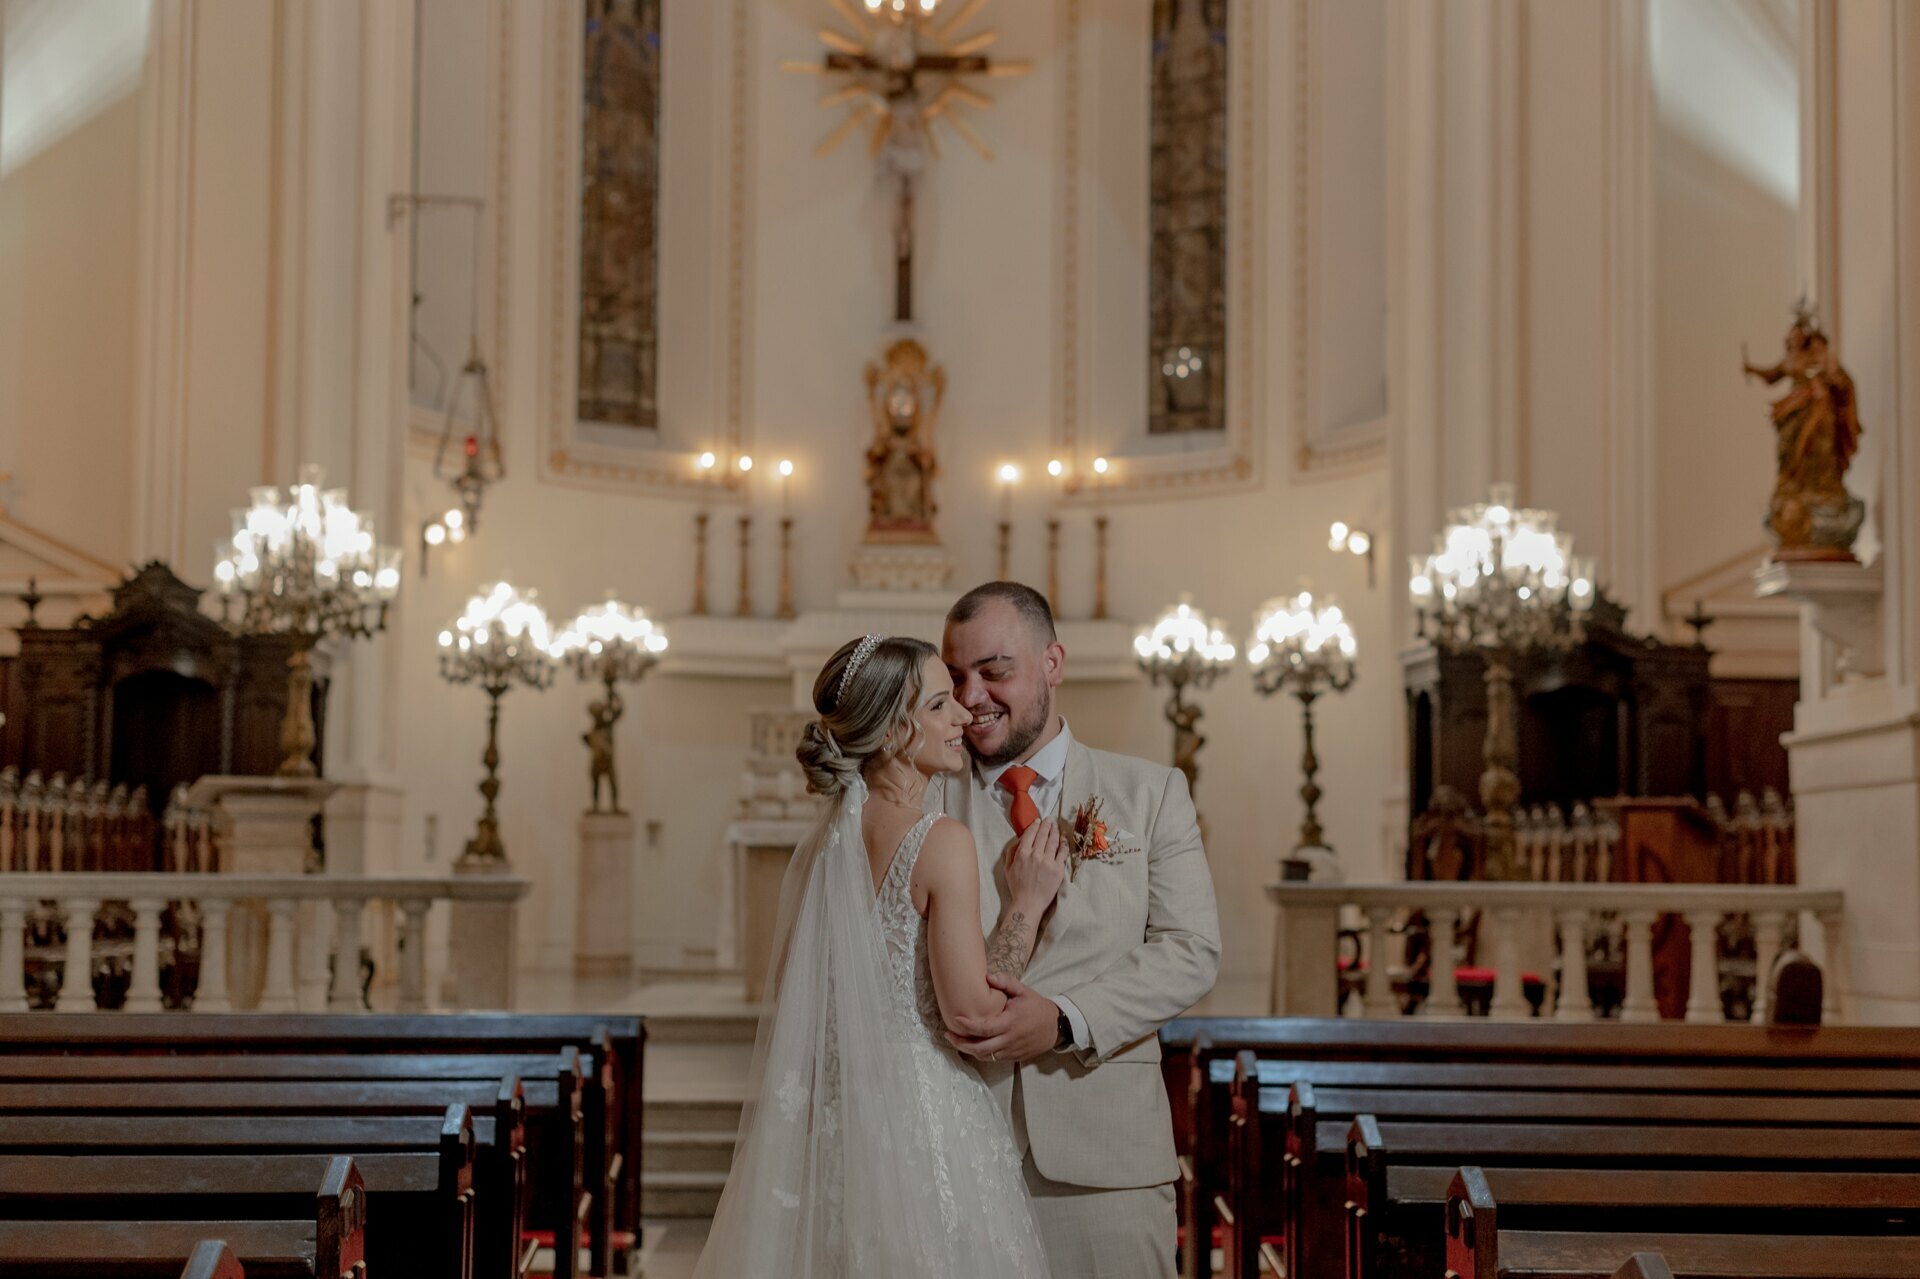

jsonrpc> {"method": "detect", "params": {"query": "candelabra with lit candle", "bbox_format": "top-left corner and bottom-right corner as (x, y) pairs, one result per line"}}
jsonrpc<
(1134, 598), (1236, 806)
(1248, 591), (1358, 875)
(735, 454), (755, 617)
(996, 463), (1020, 579)
(213, 465), (403, 777)
(691, 451), (718, 615)
(1408, 483), (1596, 879)
(1091, 456), (1111, 619)
(436, 582), (558, 868)
(1045, 459), (1066, 614)
(776, 459), (797, 619)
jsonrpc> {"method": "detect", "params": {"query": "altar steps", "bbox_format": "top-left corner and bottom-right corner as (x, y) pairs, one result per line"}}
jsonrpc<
(638, 980), (757, 1219)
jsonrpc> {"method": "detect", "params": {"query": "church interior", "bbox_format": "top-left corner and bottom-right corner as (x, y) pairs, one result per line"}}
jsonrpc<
(3, 0), (1920, 1275)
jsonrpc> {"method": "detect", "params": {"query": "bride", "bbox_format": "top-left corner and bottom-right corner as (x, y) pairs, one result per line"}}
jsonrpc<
(693, 634), (1067, 1277)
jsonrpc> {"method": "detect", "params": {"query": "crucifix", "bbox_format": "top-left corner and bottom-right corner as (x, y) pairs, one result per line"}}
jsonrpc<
(785, 0), (1030, 325)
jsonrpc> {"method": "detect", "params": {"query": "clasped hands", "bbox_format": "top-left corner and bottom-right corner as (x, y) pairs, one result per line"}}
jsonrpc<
(948, 815), (1071, 1065)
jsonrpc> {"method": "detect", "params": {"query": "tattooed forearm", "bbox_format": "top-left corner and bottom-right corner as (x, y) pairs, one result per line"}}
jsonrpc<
(985, 910), (1037, 978)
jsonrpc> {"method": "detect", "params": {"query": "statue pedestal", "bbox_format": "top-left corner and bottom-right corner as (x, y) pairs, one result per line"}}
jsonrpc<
(449, 857), (520, 1010)
(575, 812), (636, 979)
(726, 818), (814, 1002)
(185, 775), (337, 1010)
(849, 541), (953, 592)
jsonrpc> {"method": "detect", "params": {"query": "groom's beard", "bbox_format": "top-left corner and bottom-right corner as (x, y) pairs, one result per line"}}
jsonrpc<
(968, 697), (1051, 769)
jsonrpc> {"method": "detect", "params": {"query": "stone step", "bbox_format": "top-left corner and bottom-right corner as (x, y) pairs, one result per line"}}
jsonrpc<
(646, 1097), (745, 1133)
(644, 1169), (729, 1218)
(641, 1011), (761, 1044)
(644, 1129), (737, 1174)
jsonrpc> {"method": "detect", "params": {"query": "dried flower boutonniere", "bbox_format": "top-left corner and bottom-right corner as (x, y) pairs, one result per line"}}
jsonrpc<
(1066, 796), (1139, 880)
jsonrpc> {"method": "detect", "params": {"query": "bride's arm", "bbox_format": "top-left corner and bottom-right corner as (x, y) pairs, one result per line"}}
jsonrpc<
(917, 818), (1063, 1031)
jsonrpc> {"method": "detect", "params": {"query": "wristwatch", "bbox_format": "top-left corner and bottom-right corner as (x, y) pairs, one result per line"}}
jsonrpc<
(1054, 1008), (1074, 1052)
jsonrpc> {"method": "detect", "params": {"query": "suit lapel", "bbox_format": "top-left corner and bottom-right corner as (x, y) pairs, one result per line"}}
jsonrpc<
(1058, 739), (1095, 831)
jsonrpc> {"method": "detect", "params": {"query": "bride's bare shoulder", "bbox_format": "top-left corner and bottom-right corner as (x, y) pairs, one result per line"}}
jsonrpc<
(913, 817), (979, 887)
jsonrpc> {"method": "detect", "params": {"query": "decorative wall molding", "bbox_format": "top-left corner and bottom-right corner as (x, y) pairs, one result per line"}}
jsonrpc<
(1292, 0), (1388, 477)
(1602, 0), (1657, 630)
(131, 0), (198, 567)
(1055, 0), (1265, 500)
(405, 0), (515, 458)
(538, 0), (753, 498)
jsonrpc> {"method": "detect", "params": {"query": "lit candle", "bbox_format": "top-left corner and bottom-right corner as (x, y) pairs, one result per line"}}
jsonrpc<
(1092, 455), (1110, 504)
(695, 449), (719, 498)
(777, 458), (794, 519)
(997, 463), (1020, 523)
(736, 453), (754, 497)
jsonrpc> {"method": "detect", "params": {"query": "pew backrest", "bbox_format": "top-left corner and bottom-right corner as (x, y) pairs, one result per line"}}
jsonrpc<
(180, 1241), (246, 1279)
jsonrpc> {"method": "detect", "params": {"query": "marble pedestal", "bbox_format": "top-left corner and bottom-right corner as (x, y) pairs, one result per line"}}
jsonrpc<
(449, 857), (520, 1010)
(726, 818), (813, 1003)
(185, 775), (338, 1010)
(575, 812), (636, 979)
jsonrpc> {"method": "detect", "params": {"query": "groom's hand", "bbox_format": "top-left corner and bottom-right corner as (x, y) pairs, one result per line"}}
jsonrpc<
(947, 974), (1060, 1064)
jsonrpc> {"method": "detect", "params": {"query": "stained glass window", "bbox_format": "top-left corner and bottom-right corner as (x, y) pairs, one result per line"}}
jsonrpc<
(578, 0), (662, 431)
(1147, 0), (1228, 436)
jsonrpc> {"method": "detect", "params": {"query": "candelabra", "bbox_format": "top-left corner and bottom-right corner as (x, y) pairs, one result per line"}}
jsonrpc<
(1249, 592), (1358, 873)
(551, 599), (668, 815)
(1134, 598), (1236, 803)
(213, 465), (403, 777)
(437, 583), (558, 869)
(1409, 482), (1595, 878)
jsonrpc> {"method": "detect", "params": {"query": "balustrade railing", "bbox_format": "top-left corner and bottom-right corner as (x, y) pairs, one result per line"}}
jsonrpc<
(0, 768), (215, 872)
(0, 871), (529, 1013)
(1267, 881), (1845, 1024)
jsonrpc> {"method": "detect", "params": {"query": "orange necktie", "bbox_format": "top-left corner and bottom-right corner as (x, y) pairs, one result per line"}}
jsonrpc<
(999, 765), (1041, 835)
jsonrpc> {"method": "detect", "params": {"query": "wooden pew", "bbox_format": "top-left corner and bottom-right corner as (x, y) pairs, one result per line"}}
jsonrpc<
(0, 1108), (475, 1279)
(1205, 1052), (1920, 1279)
(1348, 1118), (1920, 1279)
(1444, 1167), (1920, 1279)
(0, 1053), (610, 1279)
(0, 1154), (364, 1279)
(0, 1014), (634, 1276)
(0, 1074), (538, 1279)
(181, 1240), (247, 1279)
(1274, 1077), (1920, 1279)
(1166, 1017), (1920, 1279)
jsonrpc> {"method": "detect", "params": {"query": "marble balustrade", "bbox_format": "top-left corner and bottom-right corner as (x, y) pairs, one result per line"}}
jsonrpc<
(0, 871), (529, 1013)
(1268, 880), (1847, 1024)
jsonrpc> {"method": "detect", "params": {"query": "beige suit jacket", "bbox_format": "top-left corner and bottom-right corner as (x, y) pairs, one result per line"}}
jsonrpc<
(930, 738), (1221, 1189)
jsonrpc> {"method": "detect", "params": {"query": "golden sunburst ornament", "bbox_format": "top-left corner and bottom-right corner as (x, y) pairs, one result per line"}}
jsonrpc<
(783, 0), (1030, 323)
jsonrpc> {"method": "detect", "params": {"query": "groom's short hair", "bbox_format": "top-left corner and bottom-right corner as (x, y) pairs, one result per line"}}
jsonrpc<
(947, 581), (1058, 645)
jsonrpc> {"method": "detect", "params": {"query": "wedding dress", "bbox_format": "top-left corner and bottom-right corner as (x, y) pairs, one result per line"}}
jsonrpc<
(693, 777), (1051, 1277)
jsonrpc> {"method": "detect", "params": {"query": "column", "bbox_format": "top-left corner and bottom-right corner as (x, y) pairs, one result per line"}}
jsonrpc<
(196, 898), (232, 1012)
(328, 898), (365, 1011)
(1620, 909), (1660, 1022)
(1362, 906), (1397, 1018)
(260, 898), (299, 1012)
(397, 899), (432, 1012)
(56, 898), (100, 1012)
(1488, 907), (1530, 1020)
(1683, 909), (1723, 1023)
(1423, 907), (1460, 1018)
(1554, 906), (1594, 1021)
(125, 898), (167, 1012)
(0, 898), (26, 1012)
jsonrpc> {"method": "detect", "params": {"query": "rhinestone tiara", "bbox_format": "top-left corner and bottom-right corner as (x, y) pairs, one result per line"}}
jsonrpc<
(836, 634), (886, 704)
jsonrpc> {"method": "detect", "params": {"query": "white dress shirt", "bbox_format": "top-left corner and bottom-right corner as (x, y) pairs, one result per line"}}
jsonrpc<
(979, 718), (1091, 1053)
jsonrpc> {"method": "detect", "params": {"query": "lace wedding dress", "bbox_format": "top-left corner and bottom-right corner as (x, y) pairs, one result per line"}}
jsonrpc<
(694, 783), (1051, 1278)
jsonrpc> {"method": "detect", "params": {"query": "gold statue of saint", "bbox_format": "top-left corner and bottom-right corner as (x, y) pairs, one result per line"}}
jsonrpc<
(863, 338), (944, 545)
(1743, 303), (1865, 560)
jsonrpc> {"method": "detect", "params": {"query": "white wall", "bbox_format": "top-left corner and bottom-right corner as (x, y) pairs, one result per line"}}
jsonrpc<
(0, 0), (1821, 1003)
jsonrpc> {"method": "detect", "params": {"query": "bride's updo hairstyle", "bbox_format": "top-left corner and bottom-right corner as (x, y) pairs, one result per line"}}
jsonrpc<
(796, 633), (939, 797)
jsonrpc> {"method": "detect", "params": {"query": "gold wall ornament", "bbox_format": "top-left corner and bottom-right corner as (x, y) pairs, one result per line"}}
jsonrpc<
(784, 0), (1029, 323)
(851, 337), (955, 590)
(1742, 303), (1866, 561)
(863, 338), (944, 544)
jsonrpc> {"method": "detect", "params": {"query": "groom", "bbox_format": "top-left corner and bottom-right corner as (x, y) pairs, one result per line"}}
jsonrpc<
(932, 580), (1221, 1278)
